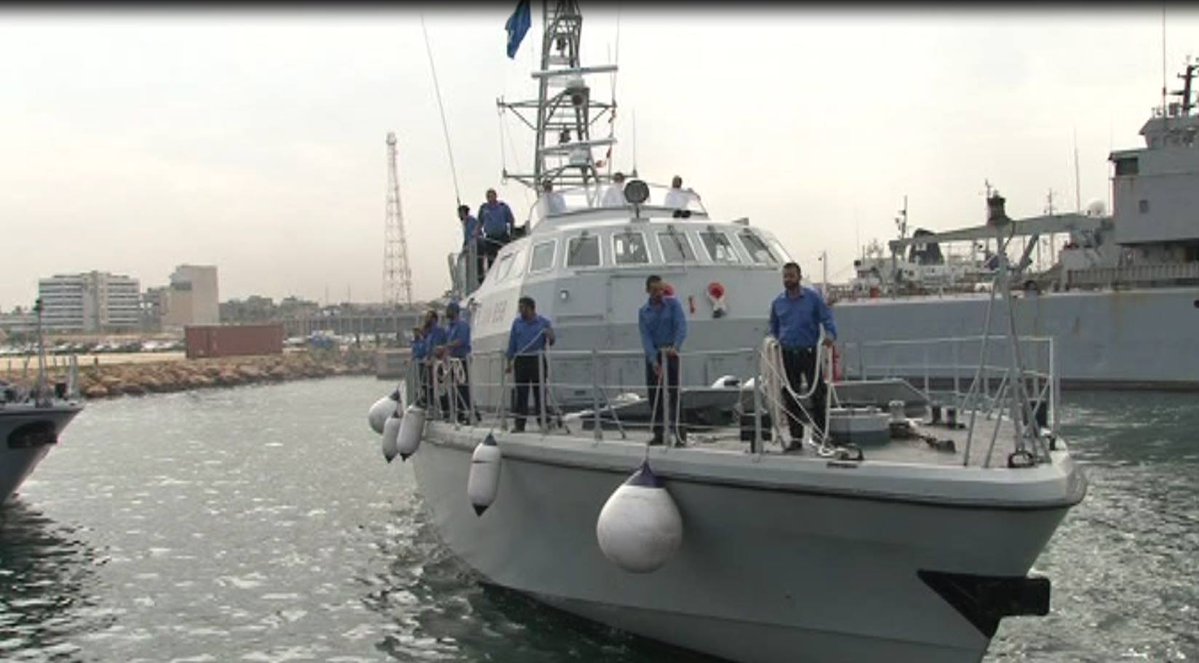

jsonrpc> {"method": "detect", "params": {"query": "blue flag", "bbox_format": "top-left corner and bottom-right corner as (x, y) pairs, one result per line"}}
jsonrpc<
(505, 0), (531, 59)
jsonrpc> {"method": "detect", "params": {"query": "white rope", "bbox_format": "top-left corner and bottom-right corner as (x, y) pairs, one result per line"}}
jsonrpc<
(757, 334), (840, 455)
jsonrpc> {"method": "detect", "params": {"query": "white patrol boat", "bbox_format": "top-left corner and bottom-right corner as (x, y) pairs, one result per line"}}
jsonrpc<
(367, 3), (1087, 662)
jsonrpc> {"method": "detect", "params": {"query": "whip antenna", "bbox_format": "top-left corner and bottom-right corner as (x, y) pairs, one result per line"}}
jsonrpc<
(420, 13), (462, 205)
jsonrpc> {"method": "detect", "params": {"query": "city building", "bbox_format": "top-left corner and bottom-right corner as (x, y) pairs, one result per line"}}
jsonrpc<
(160, 265), (220, 331)
(37, 271), (141, 333)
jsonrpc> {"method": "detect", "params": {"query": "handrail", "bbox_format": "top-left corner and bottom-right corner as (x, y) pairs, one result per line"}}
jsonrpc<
(407, 331), (1057, 467)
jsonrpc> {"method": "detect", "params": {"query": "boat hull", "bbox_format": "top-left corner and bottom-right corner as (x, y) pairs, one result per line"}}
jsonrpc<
(0, 404), (83, 503)
(412, 425), (1082, 663)
(833, 286), (1199, 390)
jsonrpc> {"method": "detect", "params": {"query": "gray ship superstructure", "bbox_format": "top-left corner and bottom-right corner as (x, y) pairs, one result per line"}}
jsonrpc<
(834, 62), (1199, 390)
(367, 3), (1087, 663)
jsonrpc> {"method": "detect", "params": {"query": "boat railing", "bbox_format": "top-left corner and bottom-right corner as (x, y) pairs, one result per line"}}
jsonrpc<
(839, 334), (1059, 464)
(398, 334), (1057, 468)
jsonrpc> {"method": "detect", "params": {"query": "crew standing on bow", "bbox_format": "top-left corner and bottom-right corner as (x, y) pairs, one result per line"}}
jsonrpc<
(420, 310), (447, 410)
(436, 301), (474, 424)
(478, 188), (516, 272)
(410, 326), (428, 406)
(768, 261), (837, 448)
(506, 296), (555, 433)
(639, 275), (688, 446)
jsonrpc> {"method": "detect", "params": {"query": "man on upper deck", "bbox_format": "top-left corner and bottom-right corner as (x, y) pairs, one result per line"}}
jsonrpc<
(458, 204), (485, 287)
(768, 262), (837, 449)
(601, 171), (628, 207)
(478, 188), (515, 272)
(663, 175), (699, 215)
(540, 179), (567, 215)
(639, 275), (688, 446)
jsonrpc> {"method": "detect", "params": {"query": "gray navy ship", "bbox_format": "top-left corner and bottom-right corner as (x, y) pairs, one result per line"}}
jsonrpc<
(833, 61), (1199, 391)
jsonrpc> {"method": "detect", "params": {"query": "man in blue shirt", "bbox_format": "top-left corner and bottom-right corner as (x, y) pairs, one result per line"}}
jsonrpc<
(419, 310), (446, 410)
(638, 275), (688, 446)
(477, 188), (516, 274)
(435, 301), (474, 424)
(768, 261), (837, 447)
(506, 296), (556, 433)
(458, 204), (485, 287)
(410, 325), (428, 406)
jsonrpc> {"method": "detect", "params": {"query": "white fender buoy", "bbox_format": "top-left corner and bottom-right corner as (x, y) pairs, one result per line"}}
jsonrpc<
(466, 433), (502, 516)
(396, 404), (426, 461)
(596, 461), (684, 573)
(368, 388), (401, 434)
(381, 413), (402, 463)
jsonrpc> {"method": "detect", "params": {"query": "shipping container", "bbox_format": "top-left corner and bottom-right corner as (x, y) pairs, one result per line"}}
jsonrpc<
(184, 324), (285, 359)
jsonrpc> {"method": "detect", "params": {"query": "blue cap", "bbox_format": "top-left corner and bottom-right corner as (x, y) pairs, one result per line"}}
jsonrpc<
(446, 301), (460, 314)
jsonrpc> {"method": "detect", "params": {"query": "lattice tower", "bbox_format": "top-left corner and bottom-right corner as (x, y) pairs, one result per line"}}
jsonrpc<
(383, 132), (413, 307)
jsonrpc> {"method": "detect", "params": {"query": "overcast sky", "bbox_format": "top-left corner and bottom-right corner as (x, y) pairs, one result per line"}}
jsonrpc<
(3, 5), (1198, 310)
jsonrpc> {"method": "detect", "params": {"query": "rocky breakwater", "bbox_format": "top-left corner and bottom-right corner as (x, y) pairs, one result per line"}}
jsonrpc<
(3, 349), (376, 400)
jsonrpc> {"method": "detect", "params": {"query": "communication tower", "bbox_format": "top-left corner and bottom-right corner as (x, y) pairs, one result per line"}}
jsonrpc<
(383, 132), (413, 307)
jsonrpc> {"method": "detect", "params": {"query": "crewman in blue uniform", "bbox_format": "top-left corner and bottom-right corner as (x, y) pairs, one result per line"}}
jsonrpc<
(419, 310), (446, 410)
(458, 204), (485, 286)
(638, 275), (688, 446)
(768, 261), (837, 447)
(506, 296), (556, 433)
(410, 325), (428, 406)
(436, 301), (473, 423)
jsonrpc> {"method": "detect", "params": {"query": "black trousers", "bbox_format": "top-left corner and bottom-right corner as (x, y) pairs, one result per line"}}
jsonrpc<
(481, 233), (507, 275)
(417, 362), (435, 408)
(439, 360), (472, 422)
(472, 239), (488, 286)
(645, 354), (681, 440)
(511, 355), (547, 432)
(781, 347), (827, 438)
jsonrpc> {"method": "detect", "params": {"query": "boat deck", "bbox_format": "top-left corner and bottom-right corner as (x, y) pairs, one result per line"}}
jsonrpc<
(431, 408), (1051, 470)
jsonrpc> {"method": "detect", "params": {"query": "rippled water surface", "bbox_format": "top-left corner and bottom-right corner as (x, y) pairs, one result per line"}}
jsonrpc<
(1, 377), (1195, 662)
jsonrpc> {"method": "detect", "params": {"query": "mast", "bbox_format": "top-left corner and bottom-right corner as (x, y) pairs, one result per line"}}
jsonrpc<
(498, 0), (618, 193)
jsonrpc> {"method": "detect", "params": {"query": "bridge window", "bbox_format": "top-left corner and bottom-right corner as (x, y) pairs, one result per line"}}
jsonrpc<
(493, 252), (516, 282)
(529, 240), (557, 274)
(566, 234), (601, 267)
(699, 231), (741, 263)
(657, 229), (696, 263)
(738, 230), (778, 264)
(613, 230), (650, 265)
(1114, 157), (1139, 176)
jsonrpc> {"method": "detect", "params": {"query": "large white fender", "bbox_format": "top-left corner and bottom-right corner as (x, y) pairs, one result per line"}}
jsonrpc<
(381, 413), (402, 463)
(396, 404), (426, 461)
(368, 387), (402, 435)
(596, 461), (684, 573)
(466, 433), (502, 516)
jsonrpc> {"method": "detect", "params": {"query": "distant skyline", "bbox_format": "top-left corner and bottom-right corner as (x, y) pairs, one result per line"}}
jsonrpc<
(3, 6), (1199, 309)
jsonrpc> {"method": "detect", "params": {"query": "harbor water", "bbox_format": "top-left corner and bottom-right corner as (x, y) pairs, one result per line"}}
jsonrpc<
(1, 376), (1194, 662)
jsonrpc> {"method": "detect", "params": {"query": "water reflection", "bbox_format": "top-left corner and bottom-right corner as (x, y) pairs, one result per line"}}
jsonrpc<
(0, 499), (107, 660)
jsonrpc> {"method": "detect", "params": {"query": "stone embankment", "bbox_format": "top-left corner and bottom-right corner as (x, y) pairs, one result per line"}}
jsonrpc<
(1, 349), (376, 400)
